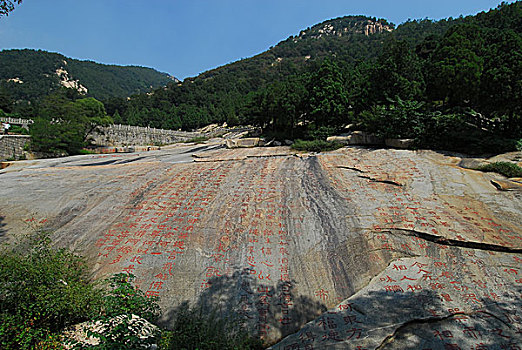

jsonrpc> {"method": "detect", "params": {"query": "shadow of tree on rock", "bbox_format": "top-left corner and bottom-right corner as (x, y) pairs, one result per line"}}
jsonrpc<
(271, 285), (522, 349)
(161, 268), (327, 347)
(0, 215), (7, 240)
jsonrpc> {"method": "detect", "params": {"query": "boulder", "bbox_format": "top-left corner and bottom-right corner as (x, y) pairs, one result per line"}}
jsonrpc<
(225, 138), (264, 148)
(327, 131), (383, 145)
(384, 138), (415, 149)
(1, 145), (521, 347)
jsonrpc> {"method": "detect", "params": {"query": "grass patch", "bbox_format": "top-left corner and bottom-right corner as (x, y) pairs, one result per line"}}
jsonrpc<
(476, 161), (522, 178)
(291, 139), (343, 152)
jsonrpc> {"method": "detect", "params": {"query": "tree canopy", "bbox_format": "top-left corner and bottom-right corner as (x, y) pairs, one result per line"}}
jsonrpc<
(0, 0), (21, 17)
(5, 2), (522, 155)
(30, 90), (112, 155)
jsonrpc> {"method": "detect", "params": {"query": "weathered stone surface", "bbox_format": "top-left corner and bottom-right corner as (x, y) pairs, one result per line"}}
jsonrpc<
(327, 131), (383, 145)
(0, 145), (520, 348)
(385, 138), (415, 149)
(225, 137), (264, 148)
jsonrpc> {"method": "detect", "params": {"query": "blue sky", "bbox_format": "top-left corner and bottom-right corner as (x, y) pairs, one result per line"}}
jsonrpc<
(0, 0), (516, 80)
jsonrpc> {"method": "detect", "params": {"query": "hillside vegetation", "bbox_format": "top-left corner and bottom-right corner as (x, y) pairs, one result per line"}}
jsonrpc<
(0, 49), (175, 102)
(101, 2), (520, 154)
(2, 2), (521, 156)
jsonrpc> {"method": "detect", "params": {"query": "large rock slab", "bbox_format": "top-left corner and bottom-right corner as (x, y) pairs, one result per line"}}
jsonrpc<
(0, 145), (520, 347)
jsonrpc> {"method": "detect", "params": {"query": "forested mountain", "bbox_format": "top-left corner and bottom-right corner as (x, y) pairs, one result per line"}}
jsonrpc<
(3, 2), (522, 156)
(0, 49), (176, 101)
(97, 1), (520, 155)
(104, 13), (467, 130)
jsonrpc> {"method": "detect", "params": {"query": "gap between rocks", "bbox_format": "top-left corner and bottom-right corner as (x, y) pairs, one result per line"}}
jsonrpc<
(382, 228), (522, 254)
(358, 175), (403, 186)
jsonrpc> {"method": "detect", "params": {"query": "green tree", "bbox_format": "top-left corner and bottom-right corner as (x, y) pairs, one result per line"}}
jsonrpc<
(478, 29), (522, 137)
(371, 40), (425, 103)
(308, 59), (349, 135)
(30, 90), (112, 155)
(345, 62), (373, 115)
(248, 75), (308, 138)
(427, 24), (484, 106)
(0, 87), (14, 113)
(69, 97), (113, 139)
(0, 0), (22, 17)
(359, 98), (426, 139)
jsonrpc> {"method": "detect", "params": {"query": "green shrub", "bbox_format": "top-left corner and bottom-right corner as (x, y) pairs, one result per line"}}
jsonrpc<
(0, 232), (162, 350)
(77, 149), (97, 155)
(476, 161), (522, 178)
(103, 274), (160, 322)
(291, 139), (343, 152)
(0, 232), (104, 349)
(7, 125), (29, 135)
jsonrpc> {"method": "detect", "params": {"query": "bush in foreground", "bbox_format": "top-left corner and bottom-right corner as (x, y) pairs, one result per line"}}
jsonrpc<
(0, 232), (160, 349)
(0, 231), (263, 349)
(0, 233), (104, 349)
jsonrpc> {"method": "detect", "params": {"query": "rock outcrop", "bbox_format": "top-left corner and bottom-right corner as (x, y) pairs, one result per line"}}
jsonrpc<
(0, 145), (520, 348)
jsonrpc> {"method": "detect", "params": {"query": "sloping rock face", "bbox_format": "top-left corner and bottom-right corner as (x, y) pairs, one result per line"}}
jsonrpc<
(0, 145), (520, 348)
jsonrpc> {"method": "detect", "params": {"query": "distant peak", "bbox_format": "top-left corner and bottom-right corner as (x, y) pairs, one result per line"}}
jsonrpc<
(295, 16), (393, 41)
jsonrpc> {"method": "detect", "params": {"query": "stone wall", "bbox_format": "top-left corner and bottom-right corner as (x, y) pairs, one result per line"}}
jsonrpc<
(90, 124), (256, 147)
(90, 124), (203, 147)
(0, 135), (31, 160)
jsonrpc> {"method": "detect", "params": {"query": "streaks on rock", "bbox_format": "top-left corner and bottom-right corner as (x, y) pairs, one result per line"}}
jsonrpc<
(0, 145), (520, 347)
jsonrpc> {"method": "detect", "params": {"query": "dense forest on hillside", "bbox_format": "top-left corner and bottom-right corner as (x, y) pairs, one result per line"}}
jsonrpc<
(2, 1), (521, 155)
(98, 2), (520, 154)
(0, 49), (174, 102)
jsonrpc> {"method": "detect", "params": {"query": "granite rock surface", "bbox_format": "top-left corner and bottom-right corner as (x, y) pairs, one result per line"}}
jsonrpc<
(0, 144), (520, 348)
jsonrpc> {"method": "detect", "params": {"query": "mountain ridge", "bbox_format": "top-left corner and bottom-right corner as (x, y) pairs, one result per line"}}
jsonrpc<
(0, 48), (177, 101)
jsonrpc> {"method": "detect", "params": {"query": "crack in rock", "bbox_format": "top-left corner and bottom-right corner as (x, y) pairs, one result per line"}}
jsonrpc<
(357, 175), (403, 187)
(383, 228), (522, 254)
(337, 165), (366, 173)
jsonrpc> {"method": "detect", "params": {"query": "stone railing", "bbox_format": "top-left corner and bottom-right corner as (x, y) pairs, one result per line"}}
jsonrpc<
(0, 117), (34, 127)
